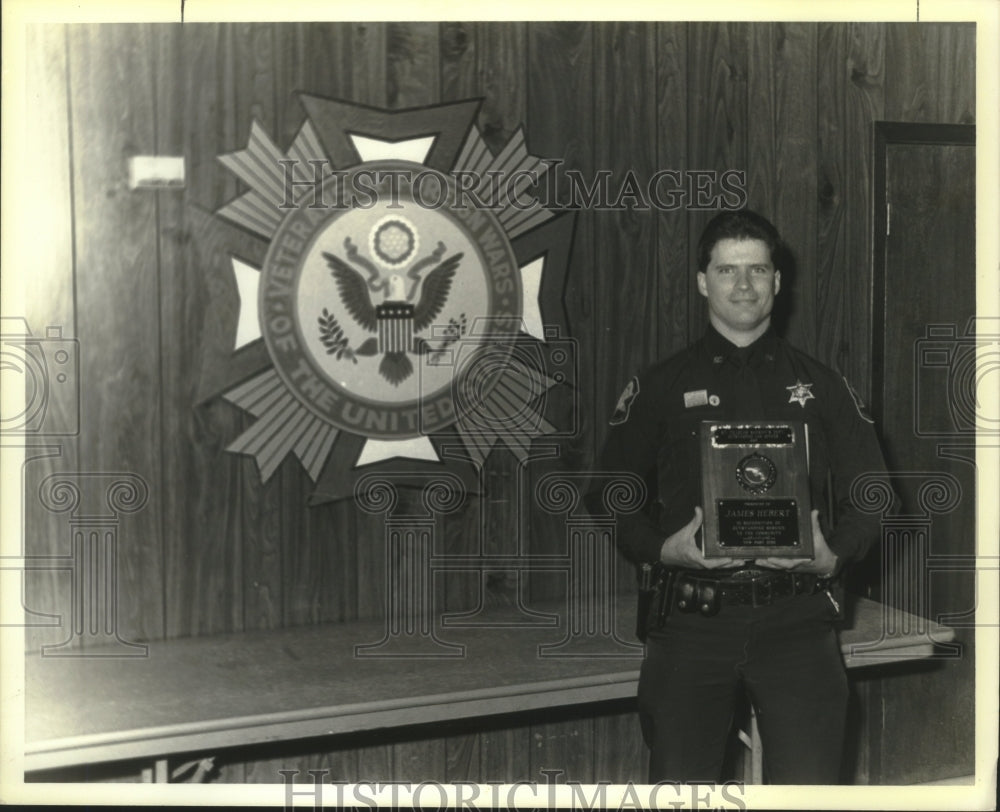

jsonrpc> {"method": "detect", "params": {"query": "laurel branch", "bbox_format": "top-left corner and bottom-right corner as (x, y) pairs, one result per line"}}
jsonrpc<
(318, 308), (357, 362)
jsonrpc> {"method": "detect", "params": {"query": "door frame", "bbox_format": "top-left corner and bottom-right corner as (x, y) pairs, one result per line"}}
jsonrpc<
(870, 121), (976, 425)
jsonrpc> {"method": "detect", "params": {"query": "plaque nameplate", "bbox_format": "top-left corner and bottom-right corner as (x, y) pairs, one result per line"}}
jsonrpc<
(699, 421), (814, 559)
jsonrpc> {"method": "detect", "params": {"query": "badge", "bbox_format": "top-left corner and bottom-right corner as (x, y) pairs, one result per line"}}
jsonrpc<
(786, 380), (815, 408)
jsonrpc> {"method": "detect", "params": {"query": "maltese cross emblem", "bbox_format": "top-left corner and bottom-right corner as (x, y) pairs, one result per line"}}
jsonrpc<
(786, 380), (815, 408)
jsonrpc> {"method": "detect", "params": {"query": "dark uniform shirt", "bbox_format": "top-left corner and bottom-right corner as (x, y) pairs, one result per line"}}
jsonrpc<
(597, 325), (887, 567)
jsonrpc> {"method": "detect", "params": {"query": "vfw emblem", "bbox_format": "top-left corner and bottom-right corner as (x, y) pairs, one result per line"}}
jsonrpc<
(204, 97), (575, 503)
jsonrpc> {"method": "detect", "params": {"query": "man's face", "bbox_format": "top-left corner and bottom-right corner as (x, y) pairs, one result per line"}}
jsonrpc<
(697, 237), (781, 344)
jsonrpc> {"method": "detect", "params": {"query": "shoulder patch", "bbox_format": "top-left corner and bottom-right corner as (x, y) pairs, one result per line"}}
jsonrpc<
(609, 376), (640, 426)
(843, 376), (875, 424)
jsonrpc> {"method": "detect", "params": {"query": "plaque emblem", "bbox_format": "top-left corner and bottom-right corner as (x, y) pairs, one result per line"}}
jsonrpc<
(735, 452), (777, 494)
(260, 159), (518, 438)
(198, 97), (578, 502)
(699, 421), (814, 559)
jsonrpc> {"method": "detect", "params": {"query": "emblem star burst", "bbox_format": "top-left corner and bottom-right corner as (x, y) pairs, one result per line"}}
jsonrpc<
(207, 99), (572, 502)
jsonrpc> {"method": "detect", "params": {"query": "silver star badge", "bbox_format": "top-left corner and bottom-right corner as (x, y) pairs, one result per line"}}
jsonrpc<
(786, 380), (815, 407)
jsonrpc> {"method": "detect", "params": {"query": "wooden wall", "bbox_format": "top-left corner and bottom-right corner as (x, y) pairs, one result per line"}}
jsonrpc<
(21, 21), (975, 784)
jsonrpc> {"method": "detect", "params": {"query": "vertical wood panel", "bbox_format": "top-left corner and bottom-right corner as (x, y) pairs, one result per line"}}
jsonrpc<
(387, 22), (440, 109)
(655, 22), (690, 360)
(529, 713), (594, 783)
(440, 22), (476, 102)
(593, 22), (660, 436)
(478, 23), (528, 155)
(22, 24), (78, 655)
(480, 725), (531, 782)
(747, 23), (818, 353)
(352, 23), (388, 108)
(155, 25), (251, 648)
(67, 24), (164, 646)
(815, 23), (884, 392)
(885, 23), (976, 124)
(445, 730), (481, 783)
(686, 23), (749, 344)
(593, 708), (645, 783)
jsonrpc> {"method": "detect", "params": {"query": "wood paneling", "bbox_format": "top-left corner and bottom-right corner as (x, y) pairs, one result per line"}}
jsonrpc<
(886, 24), (976, 125)
(22, 24), (77, 655)
(816, 23), (885, 393)
(388, 22), (441, 109)
(66, 24), (164, 645)
(24, 20), (977, 785)
(593, 22), (660, 429)
(593, 707), (646, 784)
(155, 25), (247, 643)
(655, 22), (689, 360)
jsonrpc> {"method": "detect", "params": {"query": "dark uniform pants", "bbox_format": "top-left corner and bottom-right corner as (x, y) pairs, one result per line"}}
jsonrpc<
(637, 590), (848, 784)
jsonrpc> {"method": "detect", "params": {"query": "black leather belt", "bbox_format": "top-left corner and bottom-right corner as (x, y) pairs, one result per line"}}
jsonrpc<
(672, 568), (827, 614)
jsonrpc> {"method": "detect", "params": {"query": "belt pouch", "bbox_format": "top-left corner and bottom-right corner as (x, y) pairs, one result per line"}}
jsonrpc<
(636, 563), (657, 642)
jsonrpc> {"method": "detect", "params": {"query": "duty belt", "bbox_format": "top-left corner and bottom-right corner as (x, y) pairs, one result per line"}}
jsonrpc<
(669, 568), (827, 616)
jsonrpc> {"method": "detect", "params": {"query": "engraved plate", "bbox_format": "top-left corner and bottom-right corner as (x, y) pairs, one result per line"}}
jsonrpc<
(700, 421), (814, 559)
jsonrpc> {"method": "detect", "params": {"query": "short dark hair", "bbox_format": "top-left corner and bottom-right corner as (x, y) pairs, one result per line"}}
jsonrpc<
(696, 209), (784, 272)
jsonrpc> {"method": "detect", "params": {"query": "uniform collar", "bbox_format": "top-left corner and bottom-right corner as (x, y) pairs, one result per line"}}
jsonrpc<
(702, 324), (779, 369)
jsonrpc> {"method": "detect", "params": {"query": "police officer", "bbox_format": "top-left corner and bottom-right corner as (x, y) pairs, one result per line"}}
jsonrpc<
(595, 210), (887, 784)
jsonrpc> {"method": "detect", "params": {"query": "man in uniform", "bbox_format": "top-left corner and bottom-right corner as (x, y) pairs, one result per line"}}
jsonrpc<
(594, 209), (887, 784)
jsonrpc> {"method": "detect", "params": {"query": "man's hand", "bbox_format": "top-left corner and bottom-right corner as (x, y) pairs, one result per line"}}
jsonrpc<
(660, 507), (740, 569)
(754, 509), (840, 576)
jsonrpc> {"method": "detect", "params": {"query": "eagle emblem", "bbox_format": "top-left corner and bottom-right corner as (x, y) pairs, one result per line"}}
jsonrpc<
(317, 217), (468, 385)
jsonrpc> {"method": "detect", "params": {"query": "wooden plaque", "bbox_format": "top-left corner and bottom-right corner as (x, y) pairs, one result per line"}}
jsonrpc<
(699, 421), (814, 559)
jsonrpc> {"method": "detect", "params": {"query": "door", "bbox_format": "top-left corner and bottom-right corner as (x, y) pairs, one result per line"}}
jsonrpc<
(861, 122), (977, 784)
